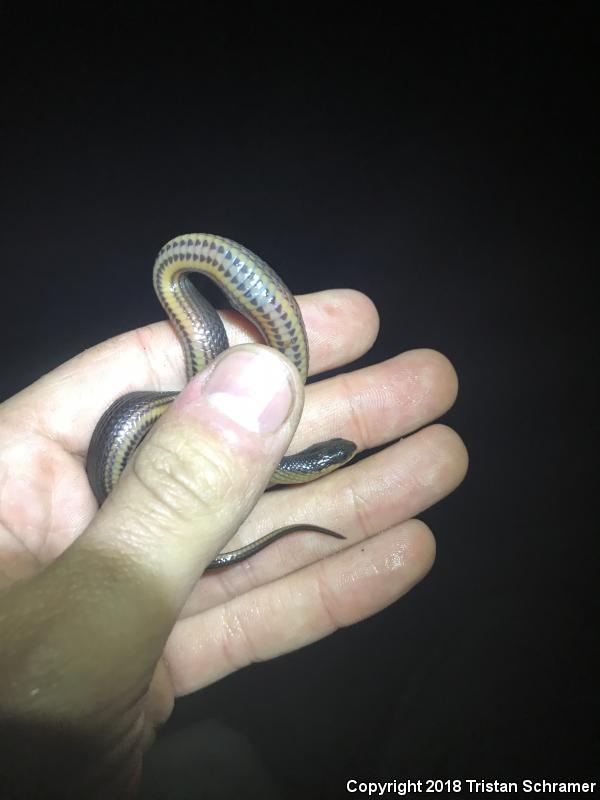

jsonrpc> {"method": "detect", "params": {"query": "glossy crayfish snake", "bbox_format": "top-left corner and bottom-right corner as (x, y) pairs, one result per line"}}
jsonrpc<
(86, 234), (356, 569)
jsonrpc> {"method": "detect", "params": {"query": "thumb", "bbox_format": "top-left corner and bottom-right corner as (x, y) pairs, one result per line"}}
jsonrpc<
(84, 343), (304, 609)
(0, 344), (303, 793)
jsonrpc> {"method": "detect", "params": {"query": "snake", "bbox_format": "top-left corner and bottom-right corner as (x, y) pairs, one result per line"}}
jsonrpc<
(86, 234), (357, 569)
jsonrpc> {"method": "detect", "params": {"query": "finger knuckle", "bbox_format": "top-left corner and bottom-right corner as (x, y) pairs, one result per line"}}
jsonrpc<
(132, 430), (237, 521)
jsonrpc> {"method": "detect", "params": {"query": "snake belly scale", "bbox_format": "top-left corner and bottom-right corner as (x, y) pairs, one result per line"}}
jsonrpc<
(86, 234), (356, 569)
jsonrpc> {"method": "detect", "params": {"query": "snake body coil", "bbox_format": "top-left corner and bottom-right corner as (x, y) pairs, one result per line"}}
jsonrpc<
(86, 234), (356, 569)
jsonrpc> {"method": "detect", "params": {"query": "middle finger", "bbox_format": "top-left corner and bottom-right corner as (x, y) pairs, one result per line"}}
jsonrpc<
(181, 348), (460, 613)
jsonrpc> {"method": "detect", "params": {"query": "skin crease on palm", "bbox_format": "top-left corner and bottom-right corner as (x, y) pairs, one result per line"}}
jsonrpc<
(0, 289), (467, 794)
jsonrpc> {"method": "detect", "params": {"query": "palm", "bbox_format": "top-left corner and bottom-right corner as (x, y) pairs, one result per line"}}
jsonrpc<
(0, 382), (98, 583)
(0, 290), (465, 713)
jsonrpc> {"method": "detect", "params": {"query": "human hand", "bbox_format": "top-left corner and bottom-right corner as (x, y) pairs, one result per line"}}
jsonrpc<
(0, 289), (466, 796)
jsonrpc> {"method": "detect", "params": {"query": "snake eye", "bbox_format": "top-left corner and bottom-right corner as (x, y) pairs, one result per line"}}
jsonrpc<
(326, 438), (358, 465)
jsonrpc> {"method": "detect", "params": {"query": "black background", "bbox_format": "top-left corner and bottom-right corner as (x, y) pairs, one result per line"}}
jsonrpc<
(1, 5), (597, 798)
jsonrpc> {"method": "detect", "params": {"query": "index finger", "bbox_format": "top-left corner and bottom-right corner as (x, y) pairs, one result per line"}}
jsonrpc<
(4, 289), (378, 456)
